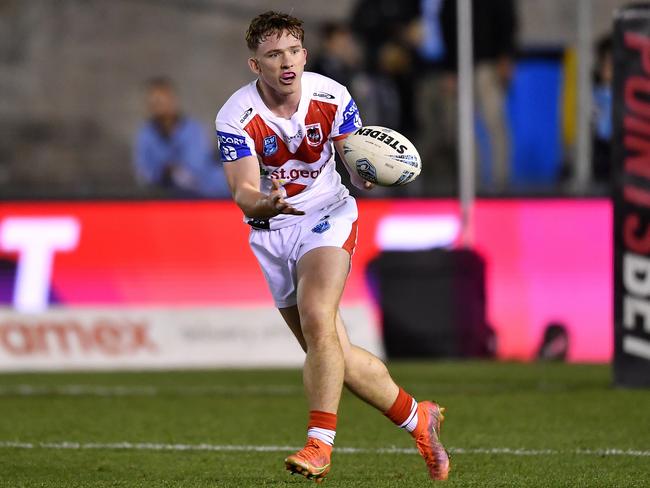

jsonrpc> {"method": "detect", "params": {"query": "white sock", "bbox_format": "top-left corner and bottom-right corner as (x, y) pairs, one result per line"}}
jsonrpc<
(399, 398), (419, 433)
(307, 427), (336, 446)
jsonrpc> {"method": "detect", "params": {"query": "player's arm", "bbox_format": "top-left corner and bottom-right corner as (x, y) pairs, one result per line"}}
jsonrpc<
(223, 155), (305, 218)
(333, 137), (374, 191)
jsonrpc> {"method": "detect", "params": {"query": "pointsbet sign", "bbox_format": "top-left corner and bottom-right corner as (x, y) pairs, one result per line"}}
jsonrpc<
(613, 5), (650, 387)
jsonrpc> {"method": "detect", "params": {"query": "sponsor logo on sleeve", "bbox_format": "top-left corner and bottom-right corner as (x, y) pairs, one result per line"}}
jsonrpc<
(339, 98), (362, 134)
(221, 145), (238, 161)
(343, 100), (359, 121)
(217, 132), (246, 146)
(216, 130), (251, 162)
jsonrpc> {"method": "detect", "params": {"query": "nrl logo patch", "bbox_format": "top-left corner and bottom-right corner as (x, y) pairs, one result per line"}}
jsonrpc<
(263, 135), (278, 156)
(306, 123), (323, 147)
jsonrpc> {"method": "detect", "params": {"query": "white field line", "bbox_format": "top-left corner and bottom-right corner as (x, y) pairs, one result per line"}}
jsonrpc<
(0, 441), (648, 457)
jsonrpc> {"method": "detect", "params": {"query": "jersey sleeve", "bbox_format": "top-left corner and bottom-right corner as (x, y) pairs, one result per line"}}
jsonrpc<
(215, 118), (256, 163)
(331, 88), (363, 141)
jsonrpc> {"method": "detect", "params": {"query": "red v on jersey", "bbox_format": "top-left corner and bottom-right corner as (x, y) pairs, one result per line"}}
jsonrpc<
(244, 99), (337, 169)
(215, 72), (363, 228)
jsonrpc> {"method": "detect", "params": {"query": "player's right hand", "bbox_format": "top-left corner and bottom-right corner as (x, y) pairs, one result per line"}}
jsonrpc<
(269, 179), (305, 216)
(349, 172), (375, 191)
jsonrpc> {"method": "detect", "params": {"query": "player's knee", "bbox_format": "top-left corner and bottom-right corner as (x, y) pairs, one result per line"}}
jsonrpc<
(299, 306), (336, 335)
(301, 324), (340, 352)
(303, 328), (340, 351)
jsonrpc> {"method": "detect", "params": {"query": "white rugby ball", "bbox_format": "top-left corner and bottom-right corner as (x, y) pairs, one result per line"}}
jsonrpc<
(342, 126), (421, 186)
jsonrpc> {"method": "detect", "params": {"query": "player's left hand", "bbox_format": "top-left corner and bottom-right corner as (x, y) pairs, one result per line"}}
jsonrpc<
(269, 179), (305, 216)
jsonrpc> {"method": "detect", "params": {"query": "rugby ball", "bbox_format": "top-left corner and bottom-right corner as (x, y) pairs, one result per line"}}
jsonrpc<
(342, 126), (421, 186)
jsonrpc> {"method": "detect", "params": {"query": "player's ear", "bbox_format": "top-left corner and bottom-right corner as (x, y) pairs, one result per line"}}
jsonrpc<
(248, 57), (260, 75)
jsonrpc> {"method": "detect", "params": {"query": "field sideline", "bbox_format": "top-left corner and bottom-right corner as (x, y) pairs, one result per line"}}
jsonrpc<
(0, 362), (648, 487)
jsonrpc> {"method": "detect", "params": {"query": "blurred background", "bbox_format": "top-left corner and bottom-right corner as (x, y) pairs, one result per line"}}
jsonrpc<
(0, 0), (624, 198)
(0, 0), (625, 370)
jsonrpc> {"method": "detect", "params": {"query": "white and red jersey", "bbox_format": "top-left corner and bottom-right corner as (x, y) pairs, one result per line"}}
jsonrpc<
(215, 72), (362, 229)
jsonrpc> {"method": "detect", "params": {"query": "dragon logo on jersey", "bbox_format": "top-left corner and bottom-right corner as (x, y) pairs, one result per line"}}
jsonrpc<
(306, 123), (323, 147)
(311, 220), (331, 234)
(263, 135), (278, 156)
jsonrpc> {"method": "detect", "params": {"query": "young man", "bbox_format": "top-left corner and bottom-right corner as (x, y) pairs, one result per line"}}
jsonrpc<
(215, 11), (450, 483)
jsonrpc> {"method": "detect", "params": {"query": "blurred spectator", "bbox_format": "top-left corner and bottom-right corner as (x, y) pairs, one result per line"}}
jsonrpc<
(309, 22), (395, 198)
(311, 16), (413, 197)
(412, 0), (458, 195)
(351, 0), (421, 138)
(440, 0), (518, 192)
(133, 77), (230, 198)
(592, 34), (613, 184)
(310, 22), (361, 88)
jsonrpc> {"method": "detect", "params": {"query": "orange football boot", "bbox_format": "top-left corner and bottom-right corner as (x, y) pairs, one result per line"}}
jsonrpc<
(284, 437), (332, 483)
(413, 401), (450, 480)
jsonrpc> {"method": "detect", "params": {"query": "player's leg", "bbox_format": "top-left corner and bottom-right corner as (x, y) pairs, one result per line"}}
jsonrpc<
(333, 310), (398, 410)
(296, 246), (348, 413)
(280, 307), (450, 480)
(278, 307), (397, 411)
(283, 246), (349, 482)
(333, 312), (450, 480)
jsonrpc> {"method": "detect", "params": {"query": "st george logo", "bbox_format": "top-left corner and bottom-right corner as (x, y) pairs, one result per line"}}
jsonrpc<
(263, 135), (278, 156)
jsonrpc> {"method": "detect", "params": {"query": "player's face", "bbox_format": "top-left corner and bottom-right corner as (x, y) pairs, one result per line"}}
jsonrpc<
(249, 31), (307, 97)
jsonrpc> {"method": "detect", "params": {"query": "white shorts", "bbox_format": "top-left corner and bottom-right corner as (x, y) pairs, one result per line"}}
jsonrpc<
(249, 196), (359, 308)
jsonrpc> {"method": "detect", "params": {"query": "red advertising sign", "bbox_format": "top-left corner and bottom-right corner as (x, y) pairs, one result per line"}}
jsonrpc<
(0, 199), (612, 362)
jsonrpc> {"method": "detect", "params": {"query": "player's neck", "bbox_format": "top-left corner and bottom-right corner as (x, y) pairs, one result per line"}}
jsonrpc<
(256, 79), (301, 119)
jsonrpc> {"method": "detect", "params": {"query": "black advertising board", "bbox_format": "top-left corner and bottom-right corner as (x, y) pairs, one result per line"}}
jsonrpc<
(613, 4), (650, 387)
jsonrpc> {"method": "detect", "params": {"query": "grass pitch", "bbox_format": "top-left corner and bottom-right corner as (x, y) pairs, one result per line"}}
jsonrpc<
(0, 362), (649, 487)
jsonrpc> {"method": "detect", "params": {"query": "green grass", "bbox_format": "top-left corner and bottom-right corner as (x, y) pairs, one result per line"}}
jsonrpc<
(0, 362), (649, 487)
